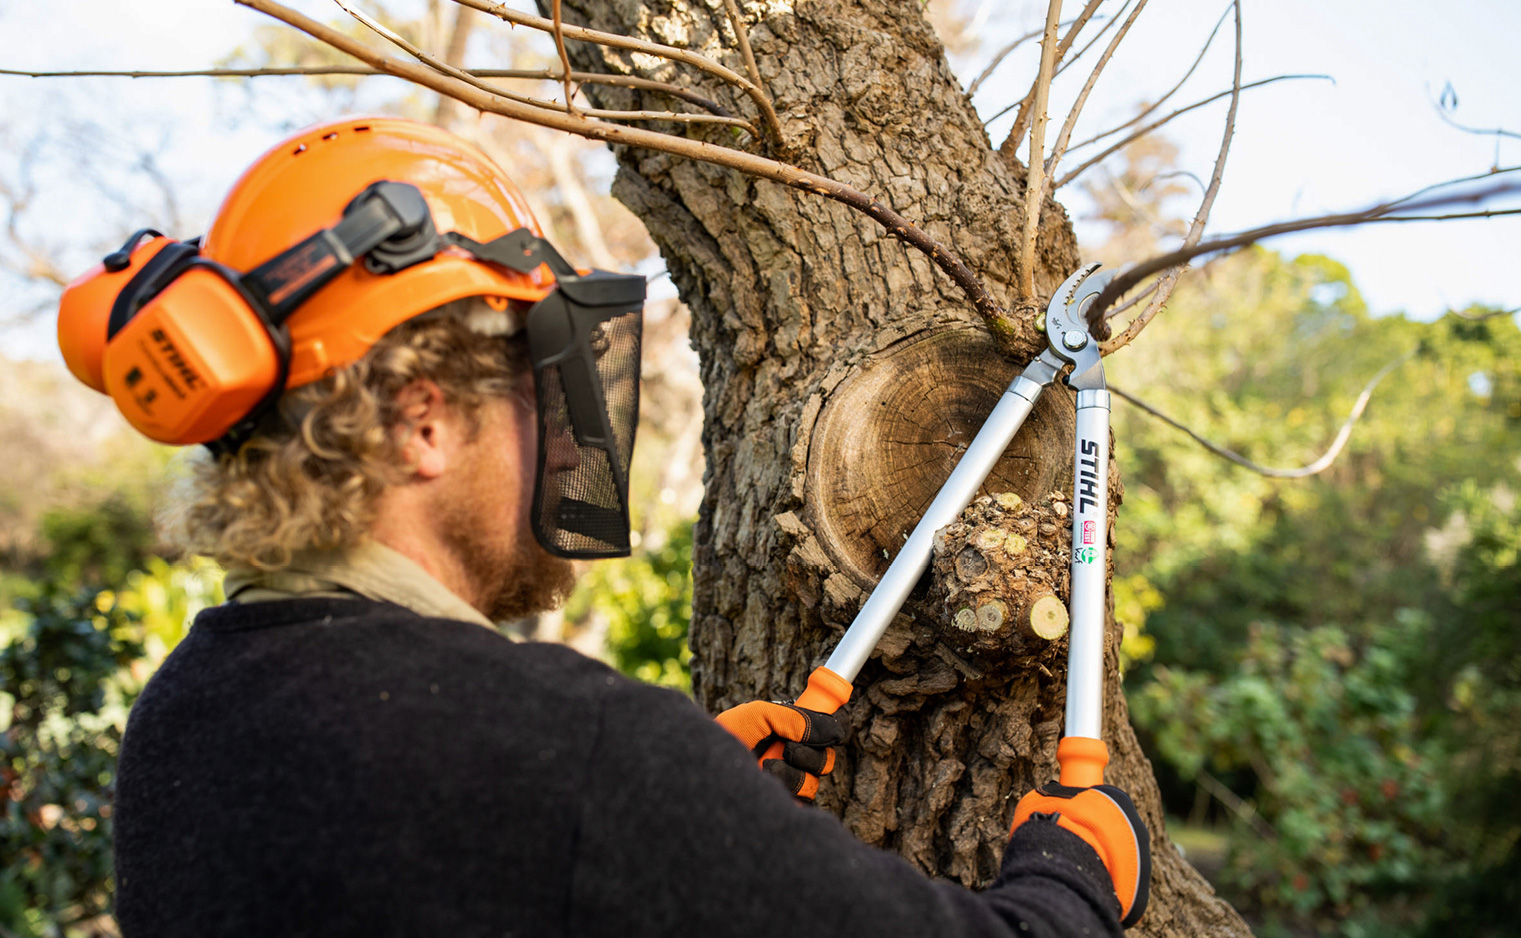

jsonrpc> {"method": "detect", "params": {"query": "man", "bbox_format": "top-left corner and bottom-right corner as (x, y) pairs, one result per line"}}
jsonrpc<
(59, 118), (1147, 936)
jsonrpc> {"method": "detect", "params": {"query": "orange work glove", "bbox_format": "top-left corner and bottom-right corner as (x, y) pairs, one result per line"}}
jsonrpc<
(1011, 781), (1151, 927)
(715, 701), (846, 800)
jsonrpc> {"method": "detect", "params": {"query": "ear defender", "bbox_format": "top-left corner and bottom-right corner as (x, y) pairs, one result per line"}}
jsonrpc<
(56, 181), (444, 450)
(59, 228), (290, 447)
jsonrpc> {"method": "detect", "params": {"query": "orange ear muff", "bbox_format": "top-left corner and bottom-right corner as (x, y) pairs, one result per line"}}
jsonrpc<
(102, 259), (288, 445)
(59, 181), (513, 450)
(58, 230), (173, 392)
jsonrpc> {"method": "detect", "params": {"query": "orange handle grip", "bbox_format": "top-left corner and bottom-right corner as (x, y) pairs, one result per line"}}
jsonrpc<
(760, 665), (853, 763)
(1057, 736), (1109, 788)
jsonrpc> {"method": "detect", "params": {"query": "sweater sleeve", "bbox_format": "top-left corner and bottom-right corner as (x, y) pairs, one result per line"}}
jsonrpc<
(566, 678), (1123, 938)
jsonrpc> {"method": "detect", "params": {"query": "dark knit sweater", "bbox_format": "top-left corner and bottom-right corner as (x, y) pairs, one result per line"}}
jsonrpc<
(114, 598), (1122, 937)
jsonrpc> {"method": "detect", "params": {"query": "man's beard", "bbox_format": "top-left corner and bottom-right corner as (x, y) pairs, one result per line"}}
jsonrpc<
(478, 533), (576, 623)
(439, 477), (576, 624)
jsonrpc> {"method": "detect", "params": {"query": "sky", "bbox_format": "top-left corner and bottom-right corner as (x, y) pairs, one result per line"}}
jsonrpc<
(0, 0), (1517, 363)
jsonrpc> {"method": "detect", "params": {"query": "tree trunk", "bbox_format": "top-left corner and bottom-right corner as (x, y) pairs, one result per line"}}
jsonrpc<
(554, 0), (1248, 933)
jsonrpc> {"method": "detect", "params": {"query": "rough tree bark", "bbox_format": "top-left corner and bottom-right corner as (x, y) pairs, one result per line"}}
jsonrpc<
(553, 0), (1249, 933)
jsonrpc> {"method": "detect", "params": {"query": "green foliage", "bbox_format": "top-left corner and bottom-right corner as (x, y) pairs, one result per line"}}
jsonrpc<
(1135, 617), (1453, 933)
(1113, 252), (1520, 678)
(0, 558), (215, 938)
(37, 496), (155, 593)
(1113, 247), (1521, 933)
(1414, 481), (1521, 937)
(1, 588), (142, 937)
(567, 520), (694, 691)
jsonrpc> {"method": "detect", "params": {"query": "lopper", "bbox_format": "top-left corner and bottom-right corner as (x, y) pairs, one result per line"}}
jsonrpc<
(767, 262), (1119, 791)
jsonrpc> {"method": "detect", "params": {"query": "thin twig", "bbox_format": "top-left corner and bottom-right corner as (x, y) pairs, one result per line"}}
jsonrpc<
(1354, 208), (1521, 223)
(1044, 0), (1148, 184)
(449, 0), (785, 147)
(1052, 2), (1125, 82)
(967, 24), (1048, 98)
(1088, 182), (1521, 334)
(331, 2), (755, 132)
(1432, 95), (1521, 143)
(1151, 169), (1208, 194)
(333, 0), (549, 110)
(1386, 163), (1521, 210)
(1103, 276), (1159, 320)
(1197, 770), (1278, 840)
(1452, 307), (1519, 322)
(721, 0), (765, 97)
(1111, 348), (1415, 479)
(551, 0), (577, 114)
(234, 0), (1022, 350)
(0, 66), (736, 117)
(1018, 0), (1065, 301)
(1002, 0), (1106, 159)
(432, 4), (477, 125)
(1055, 74), (1331, 189)
(1100, 0), (1241, 352)
(1069, 2), (1231, 152)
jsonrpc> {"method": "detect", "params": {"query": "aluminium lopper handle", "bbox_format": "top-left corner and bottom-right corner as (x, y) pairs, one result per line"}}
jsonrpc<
(762, 374), (1049, 762)
(1058, 388), (1113, 786)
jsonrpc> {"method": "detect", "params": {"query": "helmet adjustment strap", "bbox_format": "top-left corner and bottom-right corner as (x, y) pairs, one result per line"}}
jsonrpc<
(243, 181), (439, 324)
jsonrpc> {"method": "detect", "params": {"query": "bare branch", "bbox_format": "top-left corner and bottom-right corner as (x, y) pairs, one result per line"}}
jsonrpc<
(333, 0), (552, 110)
(1088, 180), (1521, 335)
(1431, 85), (1521, 143)
(975, 7), (1134, 130)
(550, 0), (576, 114)
(1043, 0), (1148, 185)
(1051, 2), (1125, 82)
(1151, 169), (1208, 194)
(1001, 0), (1106, 159)
(332, 1), (756, 132)
(1354, 208), (1521, 224)
(1017, 0), (1065, 301)
(1102, 275), (1160, 319)
(0, 175), (68, 288)
(967, 24), (1046, 98)
(433, 3), (477, 126)
(721, 0), (765, 98)
(1070, 2), (1231, 152)
(1101, 0), (1241, 353)
(1111, 347), (1416, 479)
(1386, 162), (1521, 210)
(448, 0), (784, 147)
(1054, 74), (1332, 189)
(1197, 770), (1278, 841)
(233, 0), (1023, 349)
(0, 66), (736, 118)
(1452, 306), (1519, 322)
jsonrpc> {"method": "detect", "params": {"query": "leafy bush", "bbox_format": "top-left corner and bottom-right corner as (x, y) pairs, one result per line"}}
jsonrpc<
(1, 588), (142, 936)
(1, 556), (215, 936)
(566, 519), (694, 691)
(1135, 617), (1453, 933)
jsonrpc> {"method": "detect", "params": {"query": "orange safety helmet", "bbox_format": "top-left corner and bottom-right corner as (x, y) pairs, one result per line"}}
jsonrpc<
(57, 116), (648, 559)
(58, 117), (555, 443)
(202, 117), (555, 388)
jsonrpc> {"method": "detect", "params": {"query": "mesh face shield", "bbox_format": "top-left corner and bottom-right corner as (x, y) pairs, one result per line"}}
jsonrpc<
(525, 271), (645, 558)
(438, 227), (646, 559)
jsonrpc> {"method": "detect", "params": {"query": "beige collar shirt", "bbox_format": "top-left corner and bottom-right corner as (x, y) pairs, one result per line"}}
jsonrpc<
(222, 538), (499, 632)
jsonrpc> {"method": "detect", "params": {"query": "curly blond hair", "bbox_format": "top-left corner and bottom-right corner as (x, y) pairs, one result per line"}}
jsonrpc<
(165, 299), (528, 570)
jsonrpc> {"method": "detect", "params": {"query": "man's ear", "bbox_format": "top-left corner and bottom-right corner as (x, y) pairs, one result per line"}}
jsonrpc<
(393, 379), (454, 480)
